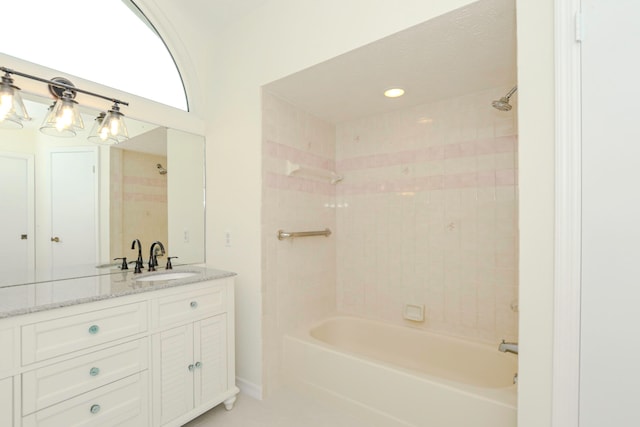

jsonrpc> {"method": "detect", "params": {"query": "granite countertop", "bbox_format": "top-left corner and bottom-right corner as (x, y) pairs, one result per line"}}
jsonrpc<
(0, 266), (236, 319)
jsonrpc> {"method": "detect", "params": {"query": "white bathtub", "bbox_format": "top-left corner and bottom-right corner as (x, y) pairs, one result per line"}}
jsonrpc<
(283, 315), (517, 427)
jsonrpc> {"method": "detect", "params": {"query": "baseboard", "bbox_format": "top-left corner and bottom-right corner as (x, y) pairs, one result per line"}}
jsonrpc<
(236, 376), (263, 400)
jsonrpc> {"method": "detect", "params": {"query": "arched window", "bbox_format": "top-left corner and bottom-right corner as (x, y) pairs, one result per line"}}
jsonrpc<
(1, 0), (188, 111)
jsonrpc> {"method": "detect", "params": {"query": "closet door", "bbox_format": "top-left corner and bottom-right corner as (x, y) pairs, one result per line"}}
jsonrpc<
(50, 148), (98, 270)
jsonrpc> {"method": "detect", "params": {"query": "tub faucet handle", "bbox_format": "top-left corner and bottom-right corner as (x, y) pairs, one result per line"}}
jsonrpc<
(498, 340), (519, 355)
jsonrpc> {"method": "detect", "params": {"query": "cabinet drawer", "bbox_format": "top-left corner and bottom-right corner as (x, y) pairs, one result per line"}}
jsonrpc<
(153, 286), (225, 328)
(22, 338), (148, 415)
(22, 371), (148, 427)
(22, 302), (148, 365)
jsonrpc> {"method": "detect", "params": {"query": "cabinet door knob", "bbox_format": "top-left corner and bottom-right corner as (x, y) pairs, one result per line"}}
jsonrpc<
(190, 301), (198, 309)
(88, 325), (100, 334)
(195, 361), (202, 368)
(51, 236), (60, 242)
(90, 404), (101, 414)
(89, 367), (100, 376)
(188, 364), (195, 372)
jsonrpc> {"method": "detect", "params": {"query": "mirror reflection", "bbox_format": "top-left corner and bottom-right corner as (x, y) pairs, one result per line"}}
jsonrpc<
(0, 96), (205, 286)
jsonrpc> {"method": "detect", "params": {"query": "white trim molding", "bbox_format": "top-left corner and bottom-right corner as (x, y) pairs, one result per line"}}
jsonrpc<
(236, 376), (263, 400)
(552, 0), (582, 426)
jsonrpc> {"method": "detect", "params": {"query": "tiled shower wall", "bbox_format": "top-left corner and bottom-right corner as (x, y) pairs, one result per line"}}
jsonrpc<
(335, 87), (519, 343)
(261, 92), (337, 394)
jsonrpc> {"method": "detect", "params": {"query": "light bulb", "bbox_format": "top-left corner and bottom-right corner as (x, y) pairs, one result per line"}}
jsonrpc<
(0, 93), (12, 120)
(109, 117), (120, 135)
(56, 105), (74, 131)
(99, 125), (109, 141)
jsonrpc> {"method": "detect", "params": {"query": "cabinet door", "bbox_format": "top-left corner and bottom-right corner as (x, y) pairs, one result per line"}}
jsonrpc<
(194, 314), (227, 407)
(0, 376), (12, 427)
(153, 324), (194, 426)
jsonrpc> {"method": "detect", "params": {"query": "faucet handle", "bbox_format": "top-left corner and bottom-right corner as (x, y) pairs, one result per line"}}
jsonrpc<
(166, 257), (178, 270)
(113, 257), (128, 270)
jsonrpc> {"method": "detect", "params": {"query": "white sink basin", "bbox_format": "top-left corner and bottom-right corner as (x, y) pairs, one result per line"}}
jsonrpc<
(135, 271), (198, 282)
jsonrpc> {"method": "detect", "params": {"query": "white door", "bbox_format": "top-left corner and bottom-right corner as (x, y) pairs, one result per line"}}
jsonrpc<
(50, 149), (98, 270)
(580, 1), (640, 425)
(0, 152), (34, 272)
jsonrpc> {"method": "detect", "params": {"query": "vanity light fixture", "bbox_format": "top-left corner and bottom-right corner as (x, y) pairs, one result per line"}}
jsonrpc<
(39, 78), (84, 138)
(0, 71), (30, 129)
(0, 66), (129, 141)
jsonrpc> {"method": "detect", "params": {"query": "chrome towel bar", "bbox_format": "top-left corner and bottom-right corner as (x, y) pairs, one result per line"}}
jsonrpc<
(277, 228), (332, 240)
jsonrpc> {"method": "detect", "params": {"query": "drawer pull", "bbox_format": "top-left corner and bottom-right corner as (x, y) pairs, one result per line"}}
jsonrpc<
(188, 364), (195, 372)
(90, 404), (101, 414)
(88, 325), (100, 335)
(89, 367), (100, 376)
(190, 301), (198, 309)
(195, 361), (202, 368)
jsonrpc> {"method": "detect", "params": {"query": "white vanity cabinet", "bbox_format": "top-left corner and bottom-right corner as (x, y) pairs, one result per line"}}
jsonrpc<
(0, 376), (13, 427)
(151, 279), (237, 427)
(0, 271), (238, 427)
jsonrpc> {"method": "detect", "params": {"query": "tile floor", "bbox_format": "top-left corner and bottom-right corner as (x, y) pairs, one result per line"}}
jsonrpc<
(184, 387), (382, 427)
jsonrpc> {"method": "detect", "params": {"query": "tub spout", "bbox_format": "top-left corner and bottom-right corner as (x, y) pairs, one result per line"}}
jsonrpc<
(498, 340), (518, 355)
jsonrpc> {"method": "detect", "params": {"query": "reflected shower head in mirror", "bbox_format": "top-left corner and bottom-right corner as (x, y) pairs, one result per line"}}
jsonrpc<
(157, 163), (167, 175)
(492, 86), (517, 111)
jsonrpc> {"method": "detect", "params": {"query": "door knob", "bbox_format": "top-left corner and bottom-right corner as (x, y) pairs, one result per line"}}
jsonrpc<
(51, 237), (60, 242)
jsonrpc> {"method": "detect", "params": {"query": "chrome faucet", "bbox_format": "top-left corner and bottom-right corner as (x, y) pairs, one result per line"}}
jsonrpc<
(131, 239), (144, 274)
(148, 241), (165, 271)
(498, 340), (518, 355)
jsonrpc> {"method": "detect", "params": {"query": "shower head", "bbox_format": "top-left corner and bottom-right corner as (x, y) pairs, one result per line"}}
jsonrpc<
(492, 86), (517, 111)
(157, 163), (167, 175)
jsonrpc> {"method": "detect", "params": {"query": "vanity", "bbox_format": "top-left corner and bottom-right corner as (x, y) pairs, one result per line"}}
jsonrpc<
(0, 50), (221, 426)
(0, 267), (239, 427)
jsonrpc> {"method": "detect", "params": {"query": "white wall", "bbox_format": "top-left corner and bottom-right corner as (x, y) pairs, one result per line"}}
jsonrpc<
(580, 0), (640, 424)
(205, 0), (479, 394)
(167, 129), (205, 264)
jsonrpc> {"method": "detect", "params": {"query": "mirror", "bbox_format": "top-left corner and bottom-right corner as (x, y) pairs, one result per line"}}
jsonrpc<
(0, 96), (205, 286)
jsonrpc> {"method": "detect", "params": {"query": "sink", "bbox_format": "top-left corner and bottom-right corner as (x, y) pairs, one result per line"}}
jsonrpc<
(135, 271), (198, 282)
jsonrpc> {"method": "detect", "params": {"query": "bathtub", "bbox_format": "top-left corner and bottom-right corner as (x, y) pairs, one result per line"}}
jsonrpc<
(283, 315), (517, 427)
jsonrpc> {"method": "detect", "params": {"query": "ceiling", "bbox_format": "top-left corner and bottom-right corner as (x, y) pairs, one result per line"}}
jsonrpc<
(263, 0), (516, 124)
(154, 0), (270, 33)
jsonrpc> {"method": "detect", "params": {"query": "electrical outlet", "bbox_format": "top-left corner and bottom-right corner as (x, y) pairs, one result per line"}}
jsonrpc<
(225, 231), (232, 247)
(183, 229), (190, 243)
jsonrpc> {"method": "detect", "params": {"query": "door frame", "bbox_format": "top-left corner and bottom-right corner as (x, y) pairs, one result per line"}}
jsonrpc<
(552, 0), (582, 425)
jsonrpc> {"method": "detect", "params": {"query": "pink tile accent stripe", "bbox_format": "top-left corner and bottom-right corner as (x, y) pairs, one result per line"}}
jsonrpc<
(336, 136), (517, 172)
(123, 176), (166, 187)
(123, 193), (167, 202)
(337, 169), (517, 195)
(265, 140), (336, 170)
(265, 172), (336, 196)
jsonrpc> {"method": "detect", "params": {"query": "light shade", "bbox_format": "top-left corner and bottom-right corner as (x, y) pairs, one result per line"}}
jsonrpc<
(88, 103), (128, 144)
(0, 73), (30, 129)
(40, 89), (84, 138)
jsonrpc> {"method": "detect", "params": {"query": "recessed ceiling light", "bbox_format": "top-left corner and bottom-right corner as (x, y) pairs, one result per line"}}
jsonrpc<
(384, 88), (405, 98)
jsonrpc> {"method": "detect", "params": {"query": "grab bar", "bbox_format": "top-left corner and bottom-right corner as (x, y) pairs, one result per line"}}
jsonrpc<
(277, 228), (332, 240)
